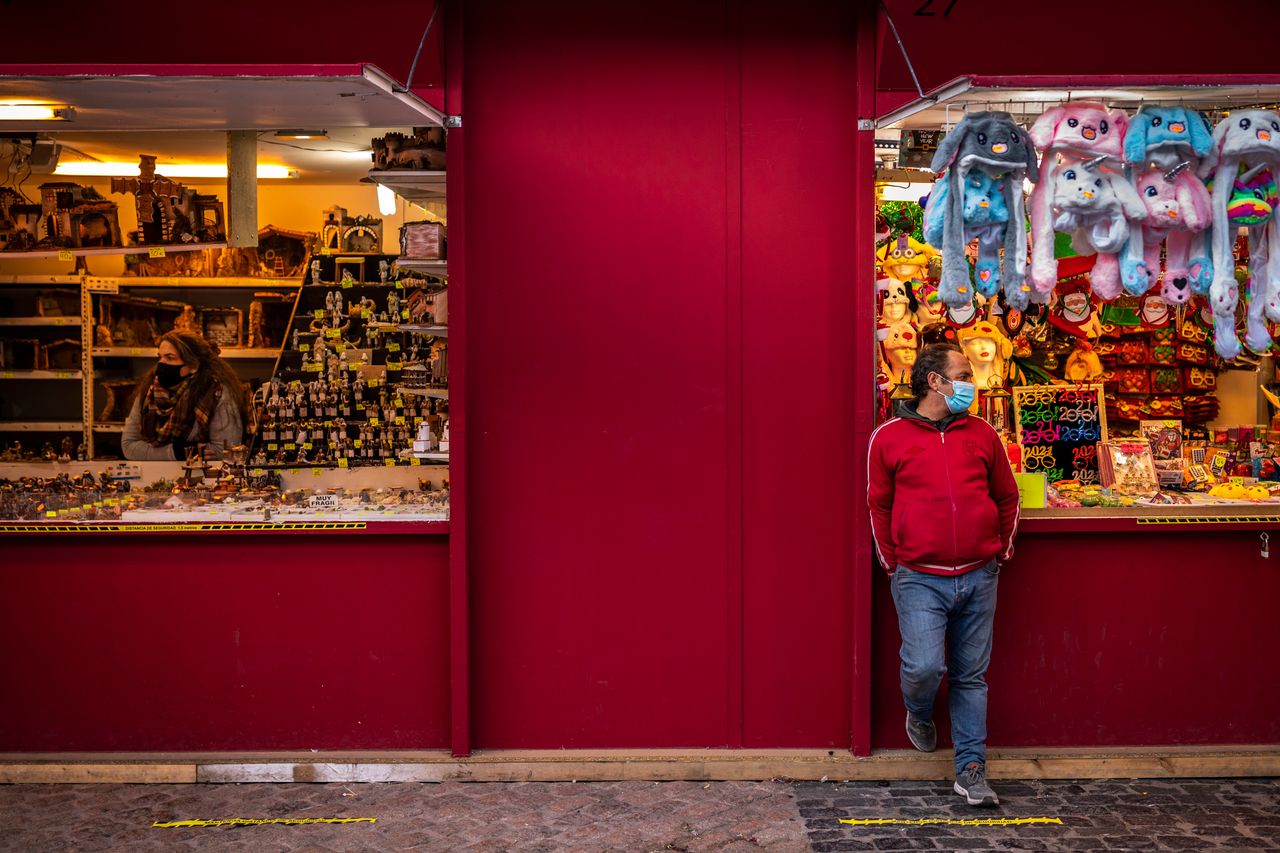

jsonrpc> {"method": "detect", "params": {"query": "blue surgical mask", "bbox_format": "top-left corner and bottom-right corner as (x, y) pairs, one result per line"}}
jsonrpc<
(932, 372), (975, 414)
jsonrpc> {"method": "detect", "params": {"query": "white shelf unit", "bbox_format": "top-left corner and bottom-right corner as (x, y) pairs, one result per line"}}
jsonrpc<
(366, 170), (447, 202)
(0, 275), (83, 286)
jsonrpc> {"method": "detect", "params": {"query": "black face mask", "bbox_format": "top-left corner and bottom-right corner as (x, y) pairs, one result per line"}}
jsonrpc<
(155, 361), (188, 389)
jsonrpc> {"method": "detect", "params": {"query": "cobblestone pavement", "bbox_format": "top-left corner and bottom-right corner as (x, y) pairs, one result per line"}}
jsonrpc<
(798, 777), (1280, 851)
(1, 777), (1278, 852)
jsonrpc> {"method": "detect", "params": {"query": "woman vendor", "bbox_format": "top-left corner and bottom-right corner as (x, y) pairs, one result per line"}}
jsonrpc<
(122, 330), (251, 461)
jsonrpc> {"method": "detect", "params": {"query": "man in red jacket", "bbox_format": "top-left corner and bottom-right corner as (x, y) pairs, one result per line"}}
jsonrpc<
(868, 342), (1020, 807)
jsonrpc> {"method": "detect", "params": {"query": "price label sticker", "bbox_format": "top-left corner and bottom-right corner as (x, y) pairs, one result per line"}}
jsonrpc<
(105, 498), (118, 507)
(387, 342), (400, 352)
(342, 278), (353, 289)
(0, 371), (13, 379)
(369, 417), (380, 426)
(46, 510), (58, 518)
(393, 397), (404, 407)
(303, 442), (313, 450)
(267, 443), (278, 451)
(401, 309), (410, 320)
(149, 247), (166, 258)
(386, 362), (403, 371)
(395, 415), (405, 425)
(410, 456), (421, 467)
(325, 328), (340, 339)
(58, 250), (74, 261)
(335, 342), (347, 352)
(361, 308), (371, 319)
(129, 347), (144, 356)
(321, 247), (333, 256)
(251, 468), (265, 476)
(385, 458), (397, 467)
(312, 468), (323, 477)
(415, 416), (424, 425)
(394, 280), (404, 290)
(284, 443), (297, 451)
(304, 362), (322, 372)
(314, 309), (325, 319)
(368, 378), (381, 388)
(348, 362), (358, 372)
(338, 457), (349, 468)
(353, 439), (363, 448)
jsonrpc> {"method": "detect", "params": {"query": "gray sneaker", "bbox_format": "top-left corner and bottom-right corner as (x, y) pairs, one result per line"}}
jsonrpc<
(905, 712), (936, 752)
(954, 762), (999, 807)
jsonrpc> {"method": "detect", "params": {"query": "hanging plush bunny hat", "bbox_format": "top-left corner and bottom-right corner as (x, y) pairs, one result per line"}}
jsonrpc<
(1027, 102), (1129, 300)
(925, 111), (1040, 309)
(1197, 109), (1280, 358)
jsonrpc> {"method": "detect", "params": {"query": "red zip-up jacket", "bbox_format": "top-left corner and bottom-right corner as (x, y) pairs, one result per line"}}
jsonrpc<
(867, 402), (1020, 575)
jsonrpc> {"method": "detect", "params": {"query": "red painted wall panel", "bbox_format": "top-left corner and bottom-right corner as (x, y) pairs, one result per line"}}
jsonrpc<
(0, 535), (450, 751)
(464, 0), (736, 747)
(876, 0), (1280, 94)
(739, 1), (858, 746)
(872, 531), (1280, 749)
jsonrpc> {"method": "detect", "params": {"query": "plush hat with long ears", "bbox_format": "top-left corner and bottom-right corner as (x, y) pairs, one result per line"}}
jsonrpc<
(1028, 103), (1128, 298)
(1124, 105), (1215, 170)
(1124, 161), (1213, 306)
(924, 169), (1011, 301)
(925, 111), (1039, 310)
(1197, 109), (1280, 358)
(876, 233), (939, 283)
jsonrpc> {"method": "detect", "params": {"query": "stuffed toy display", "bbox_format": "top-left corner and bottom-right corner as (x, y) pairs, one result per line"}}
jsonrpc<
(923, 112), (1040, 310)
(876, 235), (942, 326)
(877, 318), (920, 386)
(1125, 162), (1213, 304)
(1198, 109), (1280, 358)
(1042, 157), (1147, 300)
(876, 276), (917, 325)
(1124, 106), (1215, 170)
(1028, 102), (1130, 300)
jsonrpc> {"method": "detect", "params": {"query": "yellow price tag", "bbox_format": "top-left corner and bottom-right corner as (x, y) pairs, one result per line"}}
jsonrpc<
(312, 468), (323, 477)
(304, 363), (322, 372)
(338, 457), (349, 468)
(299, 343), (311, 352)
(348, 363), (358, 372)
(284, 443), (297, 451)
(314, 309), (325, 319)
(46, 510), (57, 518)
(369, 417), (380, 426)
(394, 280), (404, 290)
(395, 416), (405, 425)
(368, 378), (381, 388)
(148, 246), (166, 258)
(361, 308), (371, 319)
(321, 247), (333, 256)
(384, 458), (396, 467)
(267, 443), (278, 451)
(387, 342), (400, 352)
(386, 362), (403, 371)
(58, 249), (74, 261)
(401, 309), (410, 320)
(325, 328), (340, 339)
(251, 468), (265, 476)
(353, 439), (363, 448)
(302, 442), (313, 450)
(410, 456), (421, 467)
(342, 279), (353, 290)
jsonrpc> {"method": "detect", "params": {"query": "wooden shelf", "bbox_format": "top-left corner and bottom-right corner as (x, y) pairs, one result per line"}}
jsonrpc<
(369, 322), (448, 337)
(366, 170), (446, 202)
(2, 242), (227, 260)
(86, 276), (301, 291)
(394, 259), (448, 276)
(92, 424), (125, 433)
(0, 421), (82, 432)
(0, 369), (83, 380)
(0, 275), (82, 286)
(0, 317), (82, 327)
(91, 347), (281, 359)
(398, 386), (449, 399)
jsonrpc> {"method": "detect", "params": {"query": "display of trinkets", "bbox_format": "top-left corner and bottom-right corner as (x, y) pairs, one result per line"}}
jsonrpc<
(247, 253), (449, 468)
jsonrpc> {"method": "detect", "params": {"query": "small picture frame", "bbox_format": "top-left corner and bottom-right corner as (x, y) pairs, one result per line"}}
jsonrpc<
(1099, 439), (1159, 495)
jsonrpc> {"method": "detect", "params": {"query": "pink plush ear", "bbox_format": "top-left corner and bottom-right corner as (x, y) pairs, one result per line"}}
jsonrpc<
(1109, 109), (1129, 141)
(1175, 174), (1212, 231)
(1029, 107), (1065, 150)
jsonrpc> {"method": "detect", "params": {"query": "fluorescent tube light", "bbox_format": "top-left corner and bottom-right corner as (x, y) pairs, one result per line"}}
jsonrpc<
(0, 101), (74, 121)
(54, 162), (294, 179)
(376, 183), (398, 215)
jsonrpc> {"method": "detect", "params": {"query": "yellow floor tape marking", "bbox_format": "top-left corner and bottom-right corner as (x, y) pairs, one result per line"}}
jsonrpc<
(840, 817), (1063, 827)
(154, 817), (376, 828)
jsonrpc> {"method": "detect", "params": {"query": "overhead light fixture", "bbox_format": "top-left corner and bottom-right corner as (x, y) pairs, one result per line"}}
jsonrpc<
(0, 101), (74, 121)
(376, 183), (398, 216)
(275, 129), (328, 140)
(54, 162), (294, 179)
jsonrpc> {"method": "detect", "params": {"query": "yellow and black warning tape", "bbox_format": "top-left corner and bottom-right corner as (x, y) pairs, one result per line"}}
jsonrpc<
(154, 817), (376, 828)
(1136, 516), (1280, 525)
(840, 817), (1063, 827)
(0, 522), (367, 533)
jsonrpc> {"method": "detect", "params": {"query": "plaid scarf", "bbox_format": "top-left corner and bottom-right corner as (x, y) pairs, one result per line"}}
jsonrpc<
(141, 375), (222, 446)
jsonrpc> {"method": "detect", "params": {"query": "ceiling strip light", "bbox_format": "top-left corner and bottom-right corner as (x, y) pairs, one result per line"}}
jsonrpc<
(53, 162), (294, 179)
(0, 102), (75, 121)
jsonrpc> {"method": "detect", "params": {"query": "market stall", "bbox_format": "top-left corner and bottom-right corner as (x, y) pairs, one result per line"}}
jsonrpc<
(867, 75), (1280, 751)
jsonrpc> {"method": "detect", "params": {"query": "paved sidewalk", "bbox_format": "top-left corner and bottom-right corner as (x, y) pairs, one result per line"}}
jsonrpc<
(1, 777), (1278, 851)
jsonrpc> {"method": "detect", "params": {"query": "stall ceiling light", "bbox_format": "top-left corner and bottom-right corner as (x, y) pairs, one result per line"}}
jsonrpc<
(54, 162), (295, 179)
(0, 101), (74, 121)
(275, 129), (328, 140)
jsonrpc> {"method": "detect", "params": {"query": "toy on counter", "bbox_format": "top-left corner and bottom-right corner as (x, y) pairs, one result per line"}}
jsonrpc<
(1028, 102), (1131, 301)
(1198, 109), (1280, 359)
(924, 112), (1040, 309)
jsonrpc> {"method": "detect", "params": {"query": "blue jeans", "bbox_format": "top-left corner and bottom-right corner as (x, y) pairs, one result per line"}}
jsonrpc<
(890, 560), (999, 774)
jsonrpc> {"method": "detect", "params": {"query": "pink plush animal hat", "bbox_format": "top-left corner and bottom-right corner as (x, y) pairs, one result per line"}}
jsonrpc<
(1028, 102), (1130, 298)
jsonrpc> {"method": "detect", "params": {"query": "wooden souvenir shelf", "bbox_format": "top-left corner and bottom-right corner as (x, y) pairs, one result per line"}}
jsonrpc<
(368, 321), (449, 337)
(91, 347), (282, 359)
(0, 317), (82, 327)
(393, 259), (448, 275)
(1, 242), (227, 259)
(0, 421), (82, 432)
(85, 276), (301, 290)
(0, 369), (83, 380)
